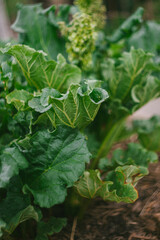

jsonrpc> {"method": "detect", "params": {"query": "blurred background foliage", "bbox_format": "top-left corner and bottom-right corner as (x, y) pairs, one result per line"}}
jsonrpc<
(4, 0), (160, 25)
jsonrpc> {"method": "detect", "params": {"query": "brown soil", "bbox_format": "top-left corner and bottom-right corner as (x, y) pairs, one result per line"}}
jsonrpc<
(54, 161), (160, 240)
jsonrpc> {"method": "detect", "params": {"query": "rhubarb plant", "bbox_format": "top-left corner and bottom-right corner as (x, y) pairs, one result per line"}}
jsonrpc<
(0, 3), (160, 240)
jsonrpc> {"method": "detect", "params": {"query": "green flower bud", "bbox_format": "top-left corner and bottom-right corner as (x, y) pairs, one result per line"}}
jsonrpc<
(59, 13), (97, 70)
(74, 0), (107, 30)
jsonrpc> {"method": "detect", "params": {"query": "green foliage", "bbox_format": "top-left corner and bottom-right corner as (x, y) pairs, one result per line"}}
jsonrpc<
(0, 176), (37, 237)
(128, 21), (160, 55)
(107, 7), (144, 43)
(99, 143), (158, 171)
(133, 116), (160, 151)
(11, 4), (73, 59)
(28, 84), (108, 128)
(3, 45), (108, 129)
(36, 217), (67, 240)
(0, 147), (28, 188)
(76, 143), (158, 203)
(1, 44), (81, 92)
(6, 205), (38, 235)
(75, 169), (139, 203)
(0, 3), (160, 239)
(74, 0), (107, 30)
(59, 13), (97, 70)
(21, 127), (91, 207)
(101, 47), (160, 119)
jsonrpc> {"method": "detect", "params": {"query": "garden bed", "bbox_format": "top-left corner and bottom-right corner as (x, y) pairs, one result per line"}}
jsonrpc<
(54, 160), (160, 240)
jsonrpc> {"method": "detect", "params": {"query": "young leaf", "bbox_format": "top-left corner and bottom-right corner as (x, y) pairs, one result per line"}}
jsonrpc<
(102, 48), (153, 101)
(6, 89), (33, 111)
(20, 126), (91, 208)
(36, 217), (67, 240)
(102, 48), (160, 117)
(75, 169), (139, 203)
(131, 76), (160, 112)
(1, 45), (81, 91)
(0, 147), (28, 188)
(98, 143), (158, 171)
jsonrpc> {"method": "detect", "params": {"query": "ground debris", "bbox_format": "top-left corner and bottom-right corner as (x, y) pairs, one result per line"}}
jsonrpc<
(54, 162), (160, 240)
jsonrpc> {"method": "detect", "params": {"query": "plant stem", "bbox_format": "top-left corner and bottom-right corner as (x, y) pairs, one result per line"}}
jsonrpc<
(90, 117), (126, 169)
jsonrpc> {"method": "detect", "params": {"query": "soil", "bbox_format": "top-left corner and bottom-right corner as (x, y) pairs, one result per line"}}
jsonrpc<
(54, 161), (160, 240)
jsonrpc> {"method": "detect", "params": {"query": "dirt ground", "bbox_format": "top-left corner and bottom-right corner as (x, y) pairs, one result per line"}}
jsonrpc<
(54, 161), (160, 240)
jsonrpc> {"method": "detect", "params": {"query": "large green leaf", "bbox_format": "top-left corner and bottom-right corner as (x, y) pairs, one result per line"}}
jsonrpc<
(0, 147), (28, 188)
(107, 7), (144, 43)
(36, 217), (67, 240)
(133, 116), (160, 151)
(1, 45), (81, 91)
(75, 168), (139, 203)
(20, 126), (91, 208)
(101, 48), (160, 117)
(99, 142), (158, 172)
(102, 48), (153, 100)
(128, 21), (160, 54)
(11, 4), (72, 59)
(28, 84), (109, 129)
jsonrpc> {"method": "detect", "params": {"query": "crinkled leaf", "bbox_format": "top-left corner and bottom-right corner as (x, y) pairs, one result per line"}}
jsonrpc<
(102, 48), (159, 117)
(133, 116), (160, 151)
(0, 147), (28, 188)
(107, 7), (144, 43)
(20, 126), (91, 208)
(6, 89), (33, 110)
(29, 84), (109, 129)
(28, 97), (52, 113)
(1, 45), (81, 91)
(131, 76), (160, 112)
(36, 217), (67, 240)
(102, 48), (153, 101)
(75, 169), (138, 203)
(98, 143), (158, 171)
(11, 4), (72, 59)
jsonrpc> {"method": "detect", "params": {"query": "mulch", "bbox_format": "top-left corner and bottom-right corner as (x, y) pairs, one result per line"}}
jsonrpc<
(54, 161), (160, 240)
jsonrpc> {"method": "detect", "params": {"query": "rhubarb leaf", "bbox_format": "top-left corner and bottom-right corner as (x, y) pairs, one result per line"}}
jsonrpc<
(21, 126), (91, 207)
(36, 217), (67, 240)
(6, 205), (38, 234)
(6, 89), (32, 110)
(107, 7), (144, 43)
(1, 45), (81, 91)
(98, 143), (158, 171)
(0, 147), (28, 188)
(29, 84), (109, 129)
(133, 116), (160, 151)
(75, 168), (139, 203)
(11, 4), (72, 59)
